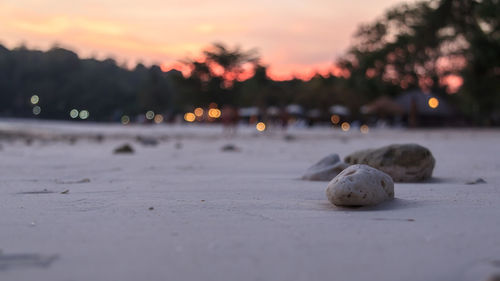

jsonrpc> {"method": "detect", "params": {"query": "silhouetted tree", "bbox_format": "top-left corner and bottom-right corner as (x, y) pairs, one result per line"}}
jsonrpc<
(339, 0), (500, 124)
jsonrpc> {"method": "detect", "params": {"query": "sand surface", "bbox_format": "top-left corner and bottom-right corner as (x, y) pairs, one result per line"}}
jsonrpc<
(1, 119), (499, 281)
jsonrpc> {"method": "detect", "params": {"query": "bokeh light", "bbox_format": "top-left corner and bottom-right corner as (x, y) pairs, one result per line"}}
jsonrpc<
(194, 107), (204, 117)
(360, 124), (369, 134)
(154, 114), (164, 124)
(79, 110), (89, 119)
(256, 122), (266, 132)
(428, 97), (439, 109)
(208, 108), (221, 118)
(331, 114), (340, 124)
(32, 106), (41, 115)
(70, 109), (79, 119)
(341, 122), (350, 131)
(30, 95), (39, 105)
(184, 112), (196, 122)
(145, 110), (155, 120)
(121, 115), (130, 125)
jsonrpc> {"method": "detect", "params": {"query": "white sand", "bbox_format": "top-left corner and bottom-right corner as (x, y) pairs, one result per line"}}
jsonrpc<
(1, 119), (499, 281)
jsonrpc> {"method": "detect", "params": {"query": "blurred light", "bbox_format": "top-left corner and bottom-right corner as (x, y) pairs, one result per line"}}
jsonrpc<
(79, 110), (89, 119)
(331, 114), (340, 124)
(184, 112), (196, 122)
(145, 110), (155, 120)
(121, 115), (130, 125)
(30, 95), (39, 105)
(208, 108), (221, 118)
(32, 106), (41, 115)
(341, 122), (350, 131)
(194, 107), (204, 117)
(209, 102), (218, 108)
(360, 124), (369, 134)
(70, 109), (79, 119)
(154, 114), (164, 124)
(428, 97), (439, 109)
(256, 122), (266, 132)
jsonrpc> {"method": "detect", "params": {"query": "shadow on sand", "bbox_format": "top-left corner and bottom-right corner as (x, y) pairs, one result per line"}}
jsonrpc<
(0, 252), (58, 271)
(319, 198), (422, 212)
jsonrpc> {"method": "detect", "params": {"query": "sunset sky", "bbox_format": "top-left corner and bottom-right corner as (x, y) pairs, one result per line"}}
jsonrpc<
(0, 0), (406, 80)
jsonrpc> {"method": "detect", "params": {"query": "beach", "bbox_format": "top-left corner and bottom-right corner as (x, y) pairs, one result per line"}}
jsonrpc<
(1, 119), (499, 281)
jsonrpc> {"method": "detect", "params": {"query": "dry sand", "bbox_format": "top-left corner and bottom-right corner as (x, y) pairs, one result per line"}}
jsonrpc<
(1, 119), (499, 281)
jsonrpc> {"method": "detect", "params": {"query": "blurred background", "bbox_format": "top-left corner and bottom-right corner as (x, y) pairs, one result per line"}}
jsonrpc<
(0, 0), (499, 129)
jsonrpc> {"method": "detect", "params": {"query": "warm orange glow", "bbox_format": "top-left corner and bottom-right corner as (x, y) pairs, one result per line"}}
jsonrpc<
(154, 114), (164, 124)
(1, 1), (404, 81)
(360, 124), (369, 134)
(184, 112), (196, 122)
(428, 97), (439, 109)
(194, 107), (204, 117)
(160, 62), (191, 76)
(331, 114), (340, 124)
(440, 74), (463, 94)
(365, 68), (376, 78)
(256, 122), (266, 132)
(341, 122), (350, 131)
(208, 108), (221, 118)
(267, 63), (350, 81)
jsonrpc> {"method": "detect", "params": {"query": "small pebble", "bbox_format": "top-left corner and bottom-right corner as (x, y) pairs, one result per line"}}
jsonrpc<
(466, 178), (487, 185)
(114, 144), (134, 154)
(221, 144), (239, 152)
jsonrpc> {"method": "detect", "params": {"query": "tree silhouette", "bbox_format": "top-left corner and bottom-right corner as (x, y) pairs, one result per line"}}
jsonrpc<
(202, 42), (259, 87)
(339, 0), (500, 124)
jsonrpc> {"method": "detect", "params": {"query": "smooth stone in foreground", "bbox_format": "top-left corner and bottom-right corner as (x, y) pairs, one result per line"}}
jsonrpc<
(344, 143), (435, 182)
(302, 153), (348, 181)
(326, 164), (394, 207)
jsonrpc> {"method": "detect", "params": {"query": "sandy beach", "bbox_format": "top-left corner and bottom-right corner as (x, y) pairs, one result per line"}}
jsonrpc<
(1, 119), (499, 281)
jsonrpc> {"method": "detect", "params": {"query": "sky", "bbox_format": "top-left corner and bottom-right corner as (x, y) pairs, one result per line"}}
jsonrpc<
(0, 0), (407, 80)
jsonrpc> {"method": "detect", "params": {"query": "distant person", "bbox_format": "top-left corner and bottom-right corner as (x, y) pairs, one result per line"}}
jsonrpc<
(279, 107), (290, 131)
(221, 105), (239, 137)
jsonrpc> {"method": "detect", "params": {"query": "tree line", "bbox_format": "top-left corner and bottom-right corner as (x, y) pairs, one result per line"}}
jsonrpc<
(0, 0), (498, 124)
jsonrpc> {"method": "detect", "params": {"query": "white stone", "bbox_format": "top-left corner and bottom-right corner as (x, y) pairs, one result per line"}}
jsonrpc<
(326, 164), (394, 207)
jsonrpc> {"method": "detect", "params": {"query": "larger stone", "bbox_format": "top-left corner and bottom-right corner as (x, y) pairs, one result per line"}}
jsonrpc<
(326, 164), (394, 207)
(344, 144), (435, 182)
(302, 154), (348, 181)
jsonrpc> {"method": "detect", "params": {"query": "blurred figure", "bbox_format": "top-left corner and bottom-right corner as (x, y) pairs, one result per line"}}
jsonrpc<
(279, 107), (290, 131)
(221, 105), (239, 137)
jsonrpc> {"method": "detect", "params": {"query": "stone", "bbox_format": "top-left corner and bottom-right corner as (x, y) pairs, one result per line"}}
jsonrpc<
(302, 154), (348, 181)
(466, 178), (487, 185)
(114, 144), (134, 154)
(326, 164), (394, 207)
(344, 143), (435, 182)
(221, 144), (240, 152)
